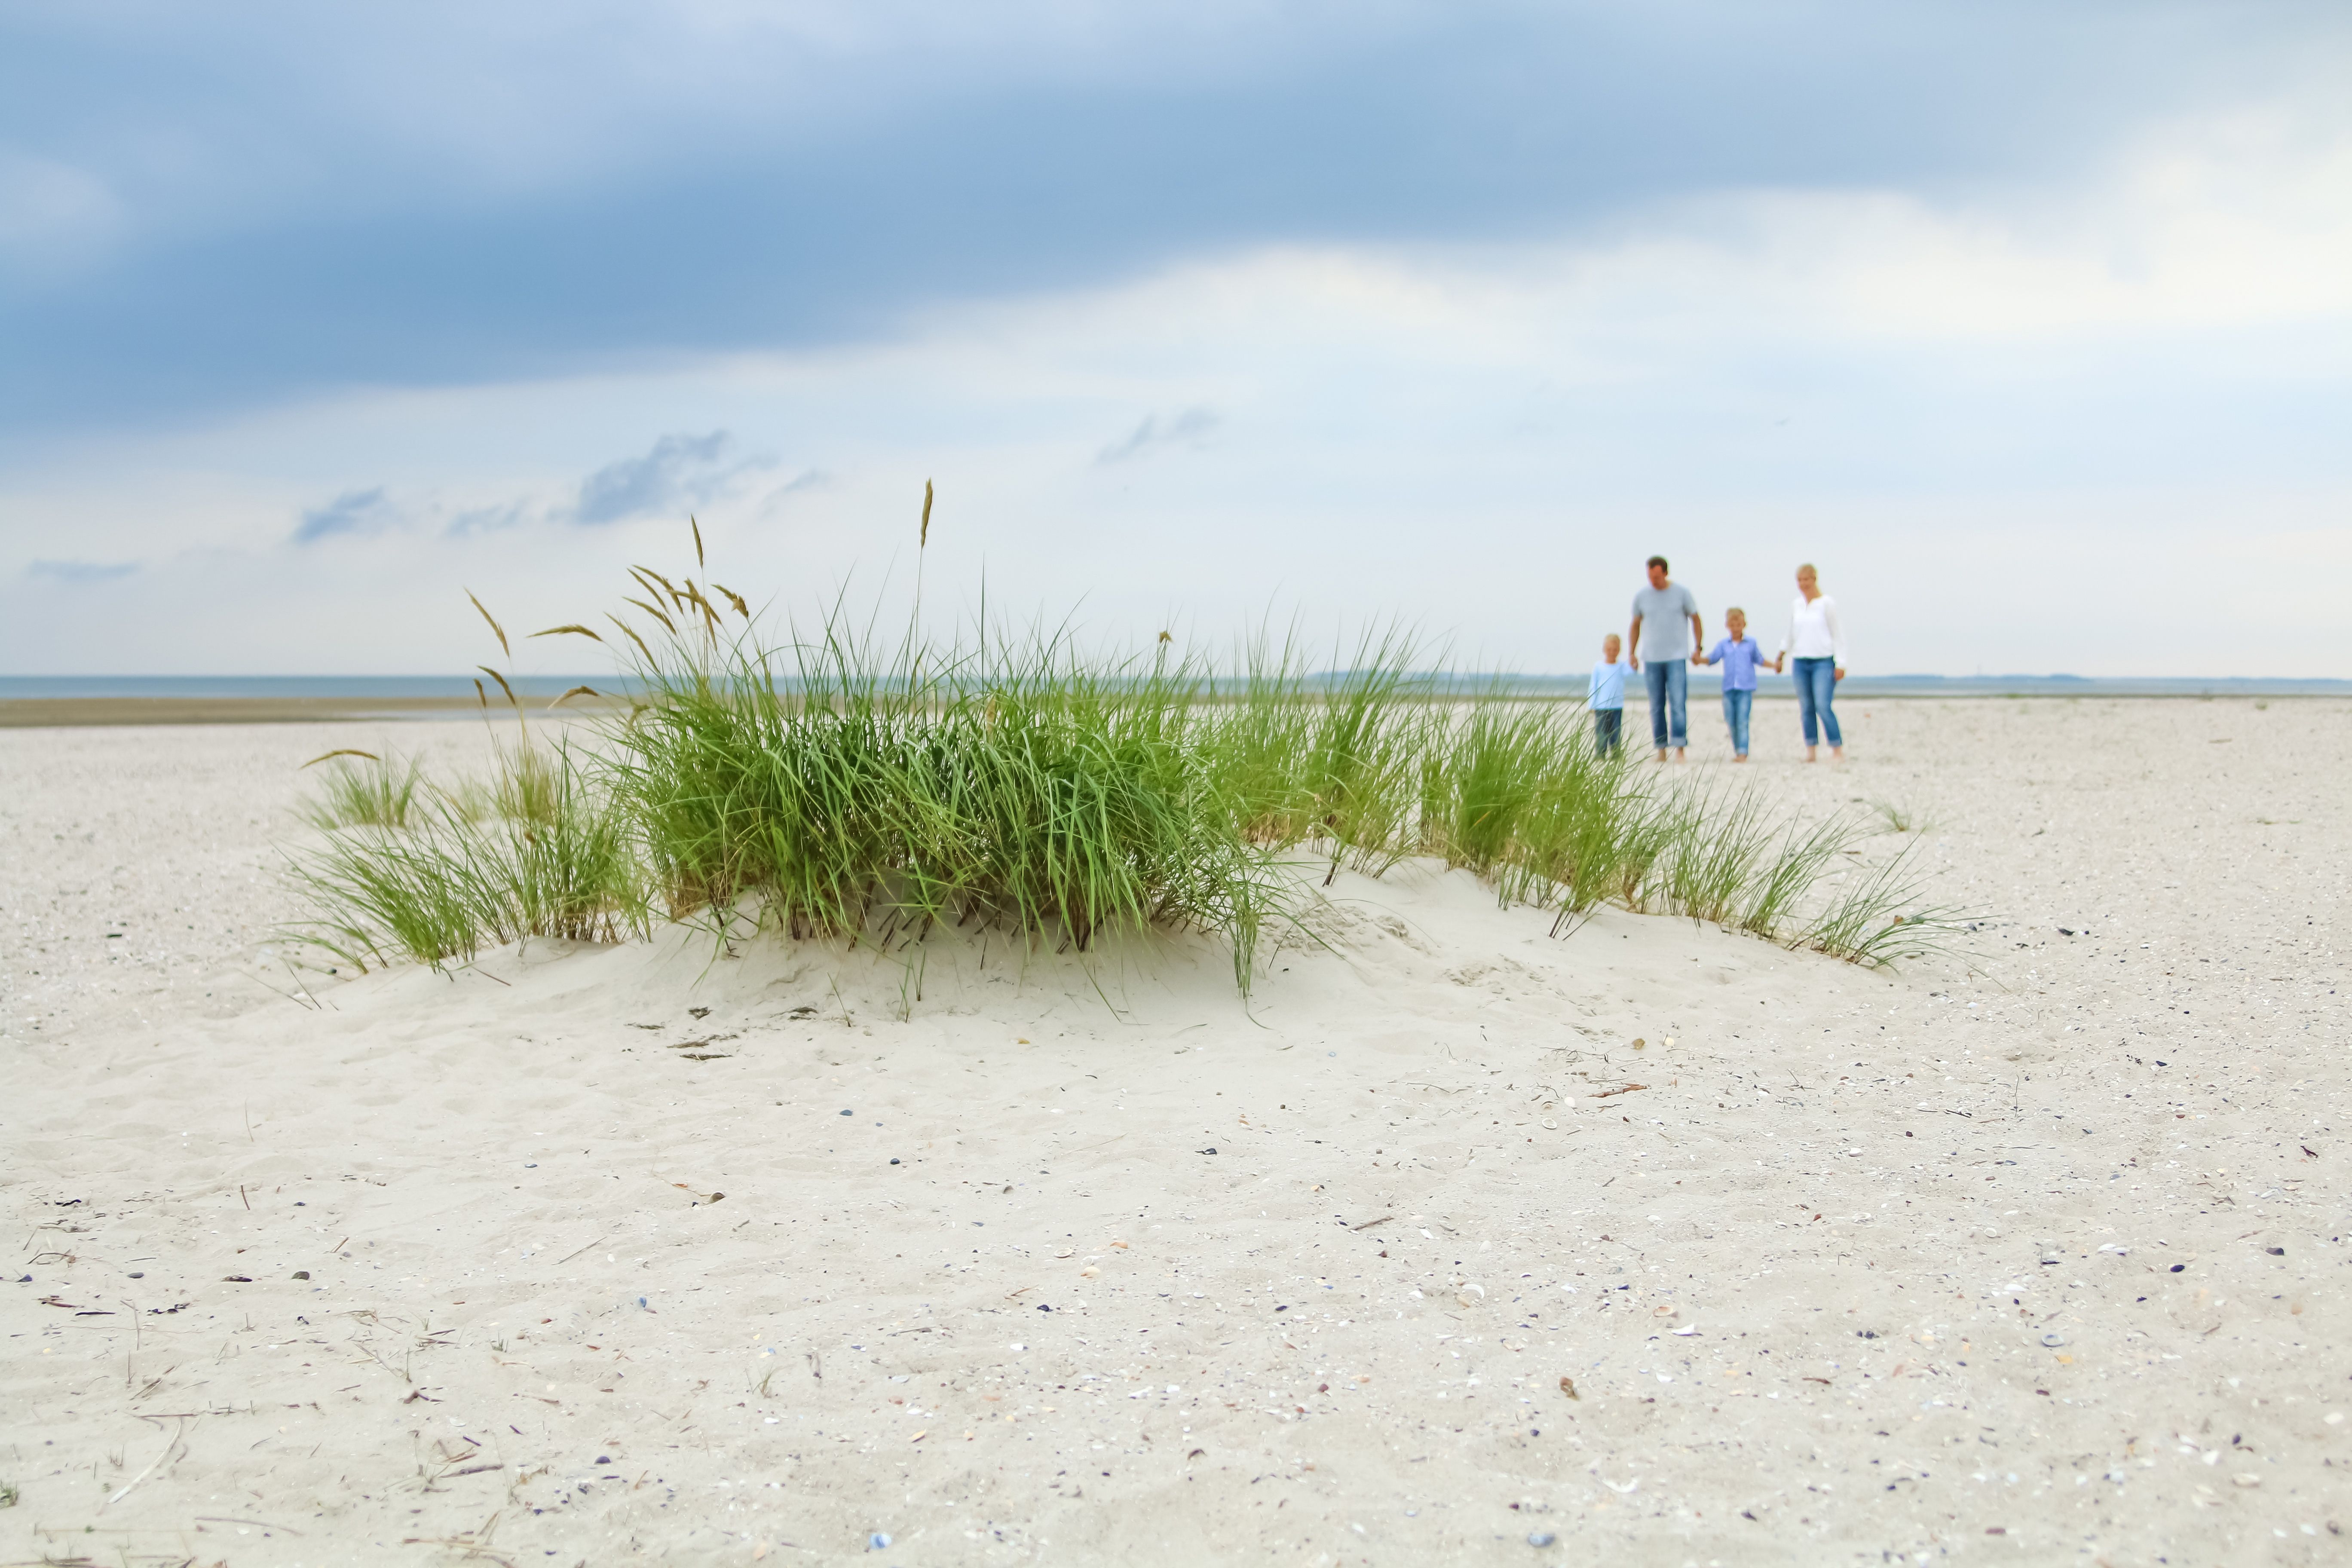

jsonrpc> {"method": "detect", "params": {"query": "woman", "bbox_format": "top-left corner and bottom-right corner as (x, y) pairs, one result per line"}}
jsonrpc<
(1773, 563), (1846, 761)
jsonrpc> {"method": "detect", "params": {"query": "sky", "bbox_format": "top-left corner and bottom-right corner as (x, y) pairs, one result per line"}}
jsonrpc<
(3, 0), (2348, 677)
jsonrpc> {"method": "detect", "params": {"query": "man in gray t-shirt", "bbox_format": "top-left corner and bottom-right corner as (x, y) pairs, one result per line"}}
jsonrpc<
(1626, 556), (1703, 760)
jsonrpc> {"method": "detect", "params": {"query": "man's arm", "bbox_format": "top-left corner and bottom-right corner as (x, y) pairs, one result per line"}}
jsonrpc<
(1626, 614), (1643, 671)
(1689, 610), (1705, 659)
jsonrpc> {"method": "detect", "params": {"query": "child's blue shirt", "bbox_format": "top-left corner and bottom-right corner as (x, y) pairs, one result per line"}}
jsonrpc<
(1704, 635), (1767, 691)
(1588, 658), (1627, 710)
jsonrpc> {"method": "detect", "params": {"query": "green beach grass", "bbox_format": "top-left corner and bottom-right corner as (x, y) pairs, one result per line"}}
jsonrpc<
(286, 534), (1966, 987)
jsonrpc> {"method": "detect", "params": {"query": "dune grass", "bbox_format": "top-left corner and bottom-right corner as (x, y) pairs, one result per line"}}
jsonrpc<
(1796, 842), (1967, 966)
(285, 537), (1966, 984)
(289, 735), (646, 970)
(592, 616), (1283, 989)
(298, 749), (423, 830)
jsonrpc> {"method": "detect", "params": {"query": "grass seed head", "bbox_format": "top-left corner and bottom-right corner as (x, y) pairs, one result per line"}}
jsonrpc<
(465, 590), (511, 658)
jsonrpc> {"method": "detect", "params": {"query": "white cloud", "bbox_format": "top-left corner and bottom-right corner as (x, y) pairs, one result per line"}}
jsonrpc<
(1096, 407), (1221, 465)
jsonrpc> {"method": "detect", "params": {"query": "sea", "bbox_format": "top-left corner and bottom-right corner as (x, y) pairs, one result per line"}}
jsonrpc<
(1, 673), (2345, 701)
(0, 675), (625, 700)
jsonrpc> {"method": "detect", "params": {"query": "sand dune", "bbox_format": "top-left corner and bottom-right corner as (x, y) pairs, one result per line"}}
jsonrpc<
(5, 699), (2347, 1565)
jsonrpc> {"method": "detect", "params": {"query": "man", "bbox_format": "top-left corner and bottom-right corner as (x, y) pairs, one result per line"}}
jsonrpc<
(1626, 554), (1703, 762)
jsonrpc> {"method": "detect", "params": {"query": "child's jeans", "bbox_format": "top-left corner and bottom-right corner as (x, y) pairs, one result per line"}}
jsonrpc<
(1721, 687), (1753, 756)
(1642, 659), (1687, 750)
(1792, 656), (1842, 747)
(1592, 707), (1623, 756)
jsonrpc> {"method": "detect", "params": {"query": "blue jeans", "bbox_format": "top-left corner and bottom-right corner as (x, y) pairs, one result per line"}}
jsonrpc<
(1793, 656), (1842, 747)
(1592, 707), (1623, 756)
(1642, 659), (1687, 750)
(1721, 687), (1753, 756)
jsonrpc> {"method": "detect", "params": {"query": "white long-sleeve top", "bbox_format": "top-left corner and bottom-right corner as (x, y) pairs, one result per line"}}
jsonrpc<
(1779, 593), (1847, 662)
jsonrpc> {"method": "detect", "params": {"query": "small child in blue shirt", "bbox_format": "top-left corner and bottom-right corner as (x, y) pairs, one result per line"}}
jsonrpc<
(1588, 633), (1627, 756)
(1694, 606), (1767, 760)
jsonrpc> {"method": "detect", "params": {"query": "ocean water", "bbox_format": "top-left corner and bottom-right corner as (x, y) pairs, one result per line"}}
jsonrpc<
(0, 675), (626, 700)
(1, 673), (2343, 701)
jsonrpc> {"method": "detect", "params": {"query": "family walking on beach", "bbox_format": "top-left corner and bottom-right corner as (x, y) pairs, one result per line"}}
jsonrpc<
(1586, 556), (1847, 763)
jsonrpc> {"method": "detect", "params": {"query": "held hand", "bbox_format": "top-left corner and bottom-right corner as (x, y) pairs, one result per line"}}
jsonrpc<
(1833, 666), (1846, 683)
(1628, 655), (1640, 672)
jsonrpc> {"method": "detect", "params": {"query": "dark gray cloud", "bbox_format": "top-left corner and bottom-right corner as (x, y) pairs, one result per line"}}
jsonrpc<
(574, 431), (745, 525)
(26, 558), (138, 583)
(1096, 407), (1220, 465)
(4, 1), (2342, 435)
(293, 485), (396, 542)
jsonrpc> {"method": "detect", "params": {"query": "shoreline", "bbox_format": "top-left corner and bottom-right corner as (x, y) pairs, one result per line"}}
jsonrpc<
(0, 694), (634, 727)
(4, 689), (2342, 729)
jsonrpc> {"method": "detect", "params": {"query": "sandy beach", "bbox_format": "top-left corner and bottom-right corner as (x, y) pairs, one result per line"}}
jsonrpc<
(4, 696), (2346, 1566)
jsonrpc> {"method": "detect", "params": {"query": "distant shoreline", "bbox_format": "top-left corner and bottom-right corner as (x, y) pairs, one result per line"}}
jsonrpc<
(3, 673), (2346, 700)
(0, 695), (636, 728)
(3, 683), (2344, 728)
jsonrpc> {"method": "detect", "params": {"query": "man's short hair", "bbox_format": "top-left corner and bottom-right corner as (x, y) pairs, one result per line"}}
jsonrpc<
(1646, 554), (1669, 572)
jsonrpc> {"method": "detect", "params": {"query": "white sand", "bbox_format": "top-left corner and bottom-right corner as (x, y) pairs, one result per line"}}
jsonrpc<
(4, 699), (2347, 1565)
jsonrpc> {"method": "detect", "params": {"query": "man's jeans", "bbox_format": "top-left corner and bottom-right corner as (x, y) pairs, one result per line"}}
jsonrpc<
(1721, 687), (1754, 756)
(1792, 656), (1843, 747)
(1643, 659), (1687, 750)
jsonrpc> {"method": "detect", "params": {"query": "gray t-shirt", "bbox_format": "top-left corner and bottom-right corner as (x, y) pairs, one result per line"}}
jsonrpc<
(1631, 582), (1700, 661)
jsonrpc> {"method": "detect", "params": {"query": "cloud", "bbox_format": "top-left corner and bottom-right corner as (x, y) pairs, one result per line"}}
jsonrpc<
(4, 94), (2350, 679)
(753, 469), (833, 516)
(293, 486), (399, 542)
(11, 2), (2348, 432)
(0, 152), (126, 280)
(1095, 406), (1220, 465)
(574, 431), (753, 524)
(446, 499), (532, 536)
(25, 558), (138, 584)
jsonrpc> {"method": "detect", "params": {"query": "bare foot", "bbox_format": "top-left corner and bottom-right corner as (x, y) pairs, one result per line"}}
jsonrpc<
(1654, 749), (1668, 762)
(1733, 753), (1748, 763)
(1803, 746), (1819, 763)
(1831, 747), (1846, 761)
(1673, 748), (1687, 763)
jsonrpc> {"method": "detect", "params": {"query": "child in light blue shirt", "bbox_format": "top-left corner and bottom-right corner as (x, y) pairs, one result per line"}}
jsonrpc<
(1588, 633), (1627, 756)
(1696, 607), (1767, 760)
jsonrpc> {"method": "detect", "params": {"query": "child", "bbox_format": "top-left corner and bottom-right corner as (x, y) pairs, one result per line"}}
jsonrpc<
(1588, 633), (1627, 756)
(1694, 607), (1767, 760)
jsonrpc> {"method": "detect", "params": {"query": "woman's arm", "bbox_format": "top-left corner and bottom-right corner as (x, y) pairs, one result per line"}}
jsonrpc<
(1824, 596), (1848, 665)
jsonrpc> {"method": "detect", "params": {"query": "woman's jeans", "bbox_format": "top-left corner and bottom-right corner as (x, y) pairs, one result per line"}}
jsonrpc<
(1643, 659), (1687, 750)
(1792, 656), (1842, 747)
(1721, 687), (1754, 755)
